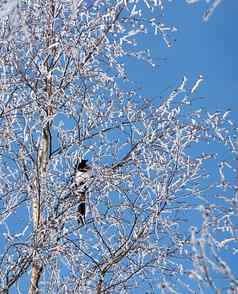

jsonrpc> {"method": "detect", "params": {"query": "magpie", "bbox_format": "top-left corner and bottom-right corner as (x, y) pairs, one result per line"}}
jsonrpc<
(74, 159), (92, 186)
(73, 159), (92, 225)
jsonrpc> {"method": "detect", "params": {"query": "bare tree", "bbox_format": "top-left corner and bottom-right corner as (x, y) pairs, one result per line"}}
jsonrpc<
(0, 0), (237, 293)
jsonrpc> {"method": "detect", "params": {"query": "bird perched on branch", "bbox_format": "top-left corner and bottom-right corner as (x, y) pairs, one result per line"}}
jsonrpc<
(72, 159), (92, 225)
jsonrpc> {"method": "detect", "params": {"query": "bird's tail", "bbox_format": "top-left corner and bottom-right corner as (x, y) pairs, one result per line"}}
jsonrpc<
(77, 200), (86, 225)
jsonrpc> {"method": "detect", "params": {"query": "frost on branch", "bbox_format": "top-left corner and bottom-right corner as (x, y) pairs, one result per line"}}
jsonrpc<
(186, 0), (223, 22)
(0, 0), (18, 18)
(0, 0), (237, 293)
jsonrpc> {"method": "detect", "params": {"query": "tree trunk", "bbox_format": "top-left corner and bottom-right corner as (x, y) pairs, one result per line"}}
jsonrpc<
(29, 124), (50, 293)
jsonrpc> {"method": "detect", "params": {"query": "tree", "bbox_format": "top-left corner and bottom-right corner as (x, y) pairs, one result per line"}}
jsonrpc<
(0, 0), (237, 293)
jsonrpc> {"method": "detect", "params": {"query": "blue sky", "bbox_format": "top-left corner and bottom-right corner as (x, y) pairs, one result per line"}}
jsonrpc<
(124, 3), (238, 290)
(128, 1), (238, 119)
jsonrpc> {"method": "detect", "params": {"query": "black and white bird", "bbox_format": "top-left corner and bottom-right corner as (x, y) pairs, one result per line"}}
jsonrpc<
(72, 159), (92, 225)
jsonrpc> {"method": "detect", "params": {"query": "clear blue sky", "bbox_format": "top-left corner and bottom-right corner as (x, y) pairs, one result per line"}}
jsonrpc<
(128, 1), (238, 121)
(125, 3), (238, 289)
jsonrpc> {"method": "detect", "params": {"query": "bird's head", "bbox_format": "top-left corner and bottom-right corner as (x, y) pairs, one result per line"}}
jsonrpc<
(76, 159), (88, 170)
